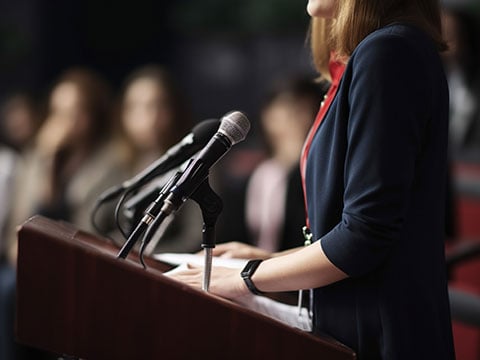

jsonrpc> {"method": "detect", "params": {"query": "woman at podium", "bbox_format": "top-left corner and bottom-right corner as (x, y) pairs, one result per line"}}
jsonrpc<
(171, 0), (455, 358)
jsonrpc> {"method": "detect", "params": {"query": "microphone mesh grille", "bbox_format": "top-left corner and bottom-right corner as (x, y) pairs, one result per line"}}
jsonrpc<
(219, 111), (250, 145)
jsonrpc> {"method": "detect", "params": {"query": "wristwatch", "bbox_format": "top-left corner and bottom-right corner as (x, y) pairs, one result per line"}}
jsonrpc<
(241, 259), (265, 295)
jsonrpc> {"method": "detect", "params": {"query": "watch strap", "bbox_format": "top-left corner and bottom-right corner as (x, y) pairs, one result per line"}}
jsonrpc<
(241, 259), (264, 295)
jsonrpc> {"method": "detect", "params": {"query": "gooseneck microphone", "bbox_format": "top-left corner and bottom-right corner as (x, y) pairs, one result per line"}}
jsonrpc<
(116, 111), (250, 260)
(97, 118), (220, 203)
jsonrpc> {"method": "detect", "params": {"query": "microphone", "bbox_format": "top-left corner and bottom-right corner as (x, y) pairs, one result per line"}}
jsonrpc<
(161, 111), (250, 215)
(97, 118), (220, 203)
(116, 111), (249, 260)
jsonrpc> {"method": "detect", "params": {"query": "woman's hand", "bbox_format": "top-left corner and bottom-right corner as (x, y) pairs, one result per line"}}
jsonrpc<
(35, 115), (72, 157)
(210, 242), (272, 260)
(167, 264), (251, 301)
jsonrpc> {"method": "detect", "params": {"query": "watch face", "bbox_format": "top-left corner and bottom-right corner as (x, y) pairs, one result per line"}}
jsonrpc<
(242, 260), (262, 278)
(241, 265), (250, 278)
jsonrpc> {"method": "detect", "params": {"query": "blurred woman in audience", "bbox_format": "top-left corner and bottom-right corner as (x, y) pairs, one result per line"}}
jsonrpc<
(0, 93), (41, 261)
(441, 6), (480, 161)
(243, 77), (324, 254)
(7, 68), (129, 262)
(0, 93), (42, 360)
(440, 6), (480, 242)
(121, 65), (191, 173)
(120, 65), (203, 253)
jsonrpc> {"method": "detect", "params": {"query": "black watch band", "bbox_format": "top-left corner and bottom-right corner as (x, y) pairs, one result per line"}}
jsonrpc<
(241, 259), (264, 295)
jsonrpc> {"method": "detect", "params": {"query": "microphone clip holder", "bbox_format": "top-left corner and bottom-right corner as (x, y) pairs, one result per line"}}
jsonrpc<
(190, 178), (223, 292)
(116, 172), (182, 260)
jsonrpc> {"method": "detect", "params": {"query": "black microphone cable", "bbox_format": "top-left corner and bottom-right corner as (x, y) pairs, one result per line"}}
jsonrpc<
(90, 118), (220, 242)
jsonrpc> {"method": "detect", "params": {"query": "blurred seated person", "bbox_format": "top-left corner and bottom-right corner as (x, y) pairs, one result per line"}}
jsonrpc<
(441, 6), (480, 161)
(6, 68), (129, 263)
(219, 77), (326, 258)
(0, 93), (42, 254)
(0, 93), (42, 153)
(0, 92), (42, 360)
(1, 79), (124, 359)
(120, 65), (203, 253)
(0, 93), (41, 263)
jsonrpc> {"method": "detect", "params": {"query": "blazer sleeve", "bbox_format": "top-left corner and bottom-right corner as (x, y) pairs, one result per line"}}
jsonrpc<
(320, 33), (433, 277)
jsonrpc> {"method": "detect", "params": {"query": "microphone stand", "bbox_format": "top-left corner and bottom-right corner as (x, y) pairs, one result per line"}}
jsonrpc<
(117, 168), (222, 293)
(190, 178), (223, 292)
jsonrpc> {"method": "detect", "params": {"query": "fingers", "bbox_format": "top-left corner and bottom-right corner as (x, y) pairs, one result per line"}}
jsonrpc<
(173, 276), (202, 288)
(168, 265), (248, 300)
(186, 262), (202, 270)
(211, 243), (234, 257)
(219, 250), (234, 259)
(168, 268), (203, 289)
(212, 242), (246, 258)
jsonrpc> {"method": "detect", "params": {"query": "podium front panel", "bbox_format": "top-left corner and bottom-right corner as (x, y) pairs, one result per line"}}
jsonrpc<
(16, 216), (355, 359)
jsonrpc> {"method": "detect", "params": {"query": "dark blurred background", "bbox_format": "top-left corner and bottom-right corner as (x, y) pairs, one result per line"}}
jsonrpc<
(3, 2), (480, 359)
(0, 0), (317, 124)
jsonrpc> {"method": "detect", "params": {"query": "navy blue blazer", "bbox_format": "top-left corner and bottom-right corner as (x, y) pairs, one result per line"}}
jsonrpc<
(305, 24), (455, 359)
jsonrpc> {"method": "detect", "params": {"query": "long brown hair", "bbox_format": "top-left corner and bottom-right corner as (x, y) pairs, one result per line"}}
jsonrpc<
(55, 68), (115, 148)
(310, 0), (446, 79)
(48, 68), (115, 202)
(121, 65), (192, 150)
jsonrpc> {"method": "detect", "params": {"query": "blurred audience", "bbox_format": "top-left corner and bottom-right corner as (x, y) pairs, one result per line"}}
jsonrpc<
(1, 68), (130, 360)
(0, 93), (42, 360)
(120, 65), (203, 253)
(0, 93), (41, 262)
(442, 6), (480, 161)
(0, 146), (15, 263)
(0, 93), (41, 252)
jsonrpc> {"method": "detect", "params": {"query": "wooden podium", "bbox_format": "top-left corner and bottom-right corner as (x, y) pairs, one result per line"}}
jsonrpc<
(16, 216), (356, 359)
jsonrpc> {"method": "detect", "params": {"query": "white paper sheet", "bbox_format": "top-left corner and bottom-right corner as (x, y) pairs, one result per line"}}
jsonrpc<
(154, 252), (248, 269)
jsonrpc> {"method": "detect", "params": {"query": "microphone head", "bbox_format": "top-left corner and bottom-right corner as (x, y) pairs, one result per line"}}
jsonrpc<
(218, 111), (250, 145)
(191, 118), (220, 145)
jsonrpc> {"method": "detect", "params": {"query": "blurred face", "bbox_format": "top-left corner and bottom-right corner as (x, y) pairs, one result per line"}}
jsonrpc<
(441, 11), (460, 62)
(3, 100), (36, 148)
(37, 82), (90, 152)
(307, 0), (337, 18)
(122, 77), (173, 152)
(262, 96), (314, 165)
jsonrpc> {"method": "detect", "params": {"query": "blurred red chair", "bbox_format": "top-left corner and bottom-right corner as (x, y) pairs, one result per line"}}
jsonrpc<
(448, 162), (480, 360)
